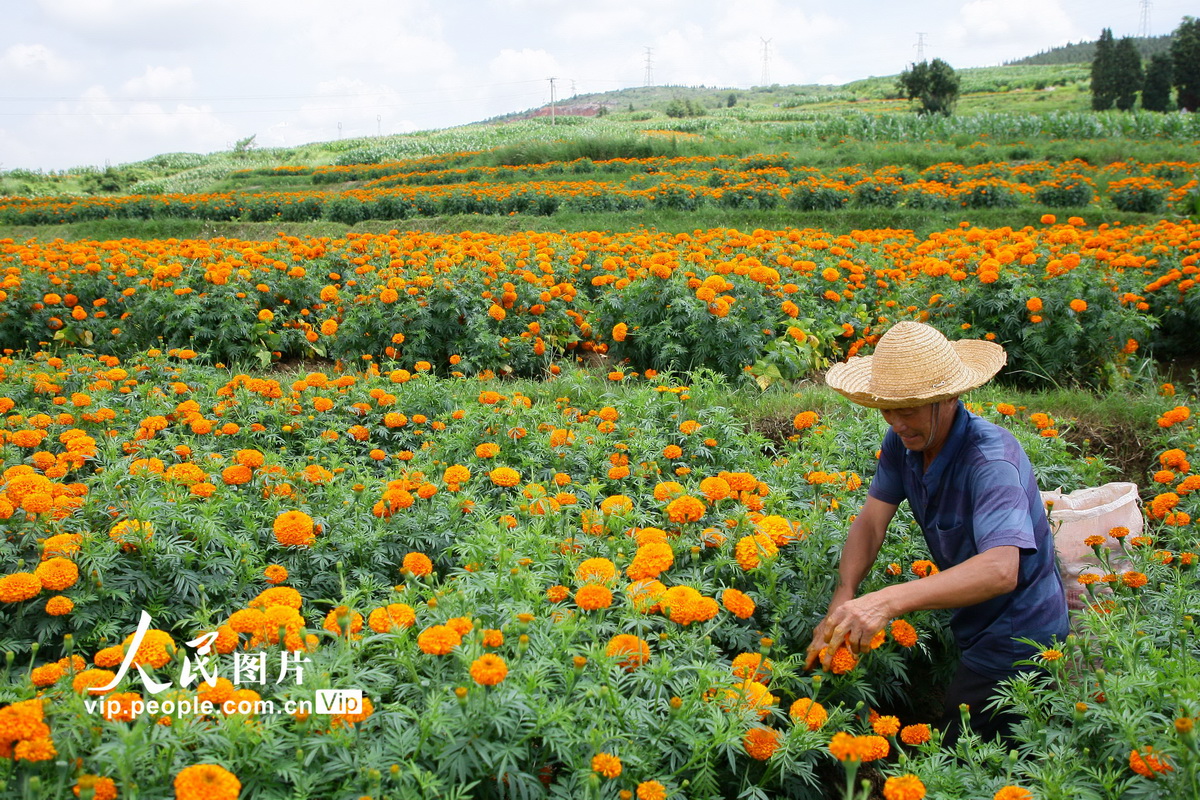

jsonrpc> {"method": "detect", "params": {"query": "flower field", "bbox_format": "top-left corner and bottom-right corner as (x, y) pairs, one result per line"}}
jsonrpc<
(1, 136), (1200, 798)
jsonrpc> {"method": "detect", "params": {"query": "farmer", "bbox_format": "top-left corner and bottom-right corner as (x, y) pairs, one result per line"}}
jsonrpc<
(804, 320), (1069, 744)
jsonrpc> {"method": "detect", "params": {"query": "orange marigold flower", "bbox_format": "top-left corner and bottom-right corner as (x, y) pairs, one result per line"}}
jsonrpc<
(417, 624), (462, 655)
(731, 653), (771, 682)
(402, 552), (433, 577)
(264, 564), (288, 584)
(1025, 297), (1043, 313)
(605, 634), (651, 671)
(900, 723), (931, 745)
(883, 774), (926, 800)
(272, 510), (315, 547)
(34, 557), (79, 591)
(734, 533), (778, 570)
(489, 467), (520, 487)
(721, 588), (756, 619)
(0, 572), (42, 603)
(789, 697), (828, 731)
(470, 653), (508, 686)
(174, 763), (240, 800)
(577, 557), (617, 584)
(890, 618), (918, 647)
(743, 726), (781, 760)
(45, 594), (74, 616)
(591, 752), (622, 779)
(636, 781), (667, 800)
(993, 788), (1033, 800)
(546, 584), (570, 602)
(368, 603), (416, 633)
(72, 775), (118, 800)
(575, 584), (614, 611)
(626, 542), (674, 581)
(872, 715), (901, 736)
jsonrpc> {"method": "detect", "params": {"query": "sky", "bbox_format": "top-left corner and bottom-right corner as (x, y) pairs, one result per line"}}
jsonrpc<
(1, 0), (1192, 172)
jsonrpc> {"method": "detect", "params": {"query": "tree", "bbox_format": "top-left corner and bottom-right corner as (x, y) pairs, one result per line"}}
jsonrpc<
(1090, 28), (1117, 110)
(896, 58), (960, 115)
(1142, 53), (1174, 111)
(1172, 16), (1200, 110)
(1112, 37), (1144, 110)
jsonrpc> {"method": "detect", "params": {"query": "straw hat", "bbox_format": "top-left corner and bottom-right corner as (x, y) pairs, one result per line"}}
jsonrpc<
(825, 321), (1006, 409)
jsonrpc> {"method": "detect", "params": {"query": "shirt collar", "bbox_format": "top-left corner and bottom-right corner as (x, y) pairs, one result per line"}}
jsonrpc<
(904, 400), (969, 484)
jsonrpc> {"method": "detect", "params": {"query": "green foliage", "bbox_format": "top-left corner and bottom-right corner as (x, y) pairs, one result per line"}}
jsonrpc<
(1142, 53), (1174, 112)
(1112, 38), (1145, 111)
(1171, 16), (1200, 110)
(897, 59), (961, 116)
(1091, 29), (1118, 110)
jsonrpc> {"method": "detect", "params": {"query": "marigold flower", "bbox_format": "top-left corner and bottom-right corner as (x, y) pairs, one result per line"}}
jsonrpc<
(272, 510), (315, 547)
(489, 467), (521, 487)
(368, 603), (416, 633)
(789, 697), (828, 730)
(743, 726), (781, 760)
(577, 557), (617, 584)
(883, 774), (926, 800)
(605, 634), (651, 671)
(1121, 571), (1148, 588)
(900, 723), (931, 745)
(402, 552), (433, 577)
(734, 533), (778, 570)
(665, 494), (706, 523)
(626, 542), (674, 581)
(1129, 745), (1174, 778)
(872, 715), (901, 736)
(0, 572), (43, 604)
(470, 654), (508, 686)
(636, 781), (667, 800)
(575, 584), (614, 611)
(721, 588), (756, 619)
(993, 788), (1033, 800)
(890, 618), (918, 647)
(591, 752), (622, 779)
(793, 411), (819, 430)
(72, 775), (118, 800)
(45, 595), (74, 616)
(731, 653), (771, 682)
(174, 763), (240, 800)
(264, 564), (288, 584)
(546, 584), (569, 602)
(417, 624), (462, 655)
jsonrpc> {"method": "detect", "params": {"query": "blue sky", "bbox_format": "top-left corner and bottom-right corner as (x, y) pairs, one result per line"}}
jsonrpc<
(1, 0), (1191, 171)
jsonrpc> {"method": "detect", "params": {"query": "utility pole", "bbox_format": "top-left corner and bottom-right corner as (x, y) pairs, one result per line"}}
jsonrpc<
(548, 76), (556, 124)
(643, 47), (654, 87)
(376, 115), (381, 137)
(760, 38), (772, 86)
(1138, 0), (1152, 38)
(914, 32), (927, 64)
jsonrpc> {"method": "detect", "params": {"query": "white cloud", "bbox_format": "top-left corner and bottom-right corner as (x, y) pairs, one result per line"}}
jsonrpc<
(0, 43), (73, 80)
(946, 0), (1076, 49)
(121, 66), (195, 97)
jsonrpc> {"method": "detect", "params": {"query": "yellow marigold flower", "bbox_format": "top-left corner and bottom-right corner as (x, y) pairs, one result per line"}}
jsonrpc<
(470, 654), (508, 686)
(264, 564), (288, 584)
(742, 726), (781, 760)
(173, 763), (240, 800)
(626, 542), (674, 581)
(322, 606), (363, 639)
(591, 752), (622, 779)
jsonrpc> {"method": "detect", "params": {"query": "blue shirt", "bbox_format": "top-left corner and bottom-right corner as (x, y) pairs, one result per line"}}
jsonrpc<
(868, 402), (1069, 676)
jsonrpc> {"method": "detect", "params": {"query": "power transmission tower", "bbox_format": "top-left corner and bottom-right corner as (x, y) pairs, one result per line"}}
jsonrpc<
(914, 32), (927, 64)
(1138, 0), (1152, 38)
(760, 38), (772, 86)
(643, 47), (654, 86)
(548, 77), (557, 124)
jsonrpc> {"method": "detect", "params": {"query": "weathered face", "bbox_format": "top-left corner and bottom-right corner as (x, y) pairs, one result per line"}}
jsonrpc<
(879, 398), (957, 452)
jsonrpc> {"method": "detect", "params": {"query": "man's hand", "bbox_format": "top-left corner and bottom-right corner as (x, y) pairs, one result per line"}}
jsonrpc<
(805, 593), (892, 671)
